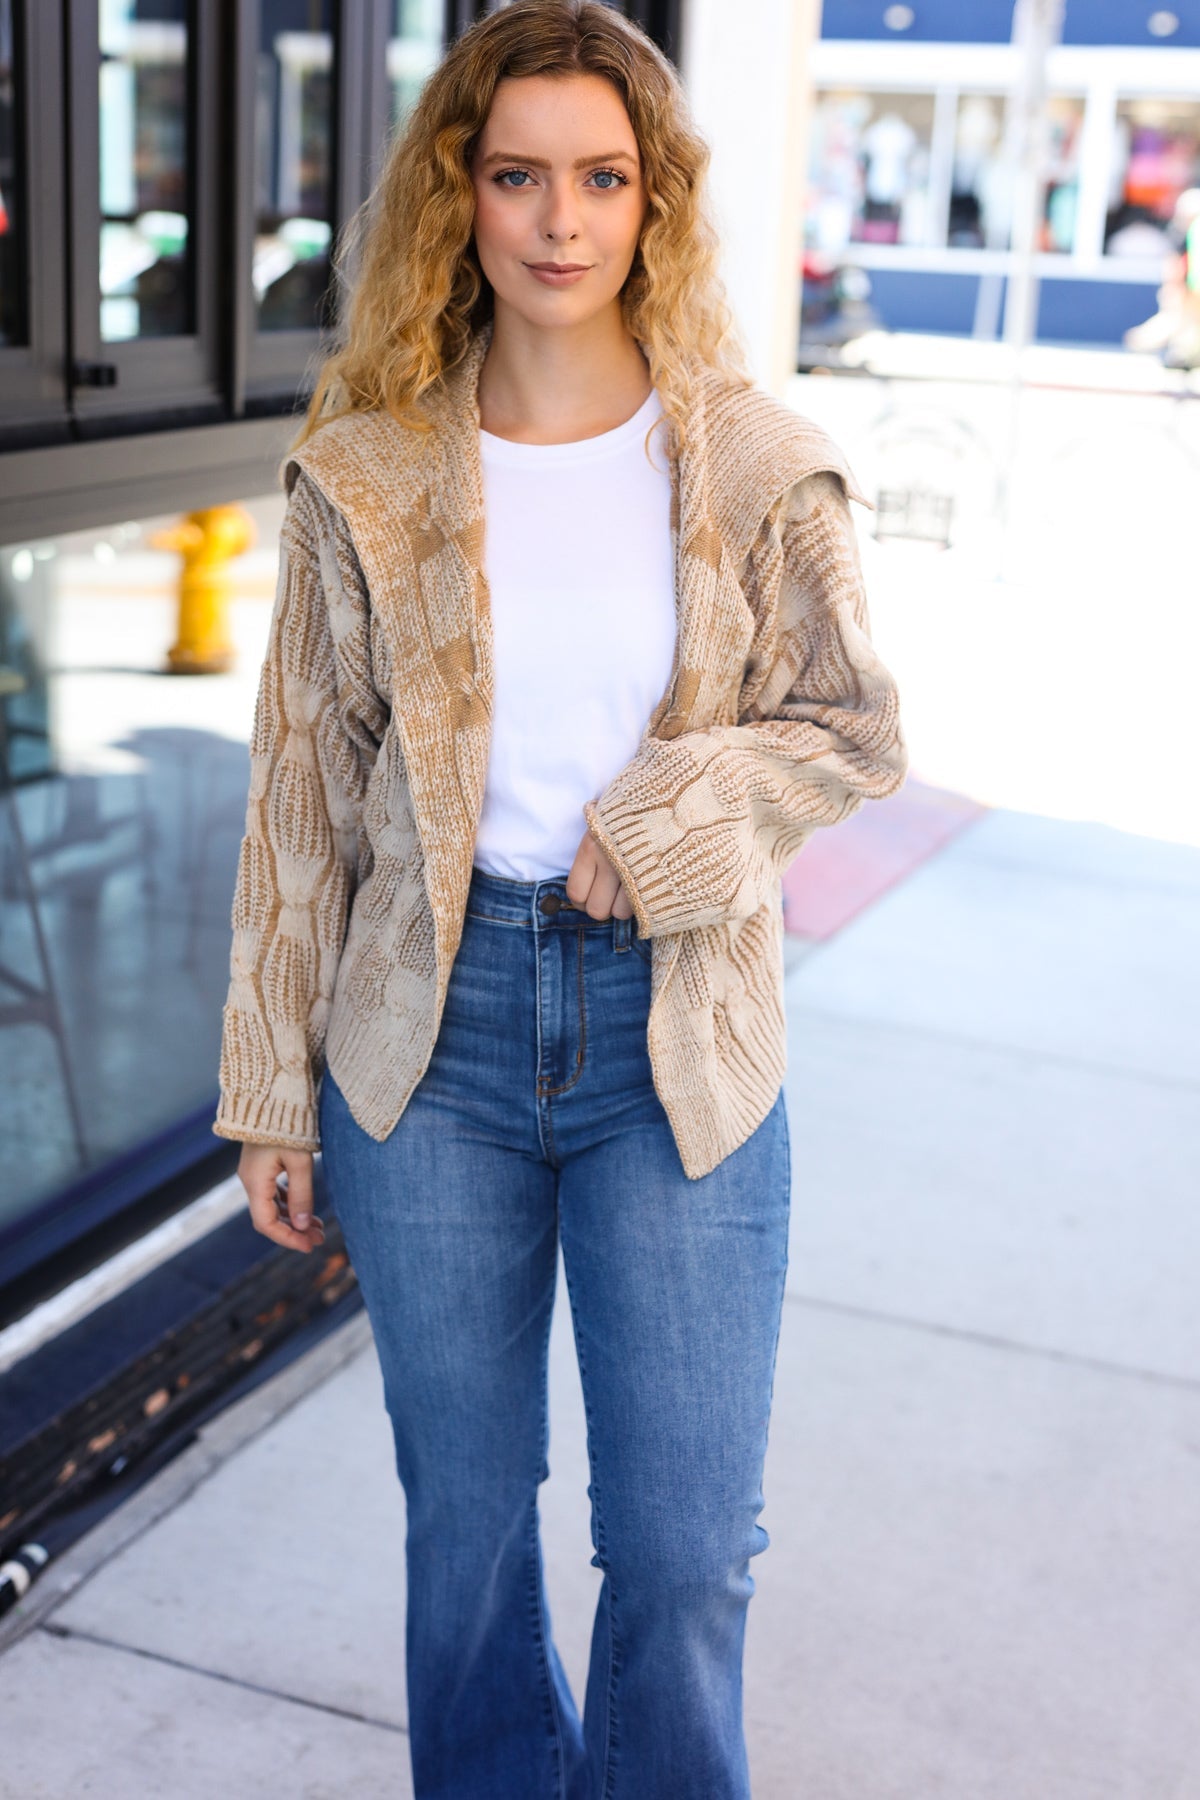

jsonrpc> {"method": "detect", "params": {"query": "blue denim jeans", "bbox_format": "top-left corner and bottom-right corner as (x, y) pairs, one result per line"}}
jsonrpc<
(317, 864), (792, 1800)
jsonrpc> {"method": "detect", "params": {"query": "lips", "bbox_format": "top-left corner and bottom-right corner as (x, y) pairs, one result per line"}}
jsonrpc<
(525, 263), (591, 272)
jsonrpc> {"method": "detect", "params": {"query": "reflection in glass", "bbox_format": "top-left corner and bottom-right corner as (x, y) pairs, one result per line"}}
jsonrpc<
(0, 500), (283, 1233)
(99, 0), (191, 342)
(390, 0), (442, 133)
(807, 90), (935, 252)
(1040, 98), (1085, 254)
(949, 93), (1083, 254)
(949, 95), (1007, 248)
(806, 86), (1088, 260)
(255, 0), (335, 331)
(1105, 98), (1200, 258)
(0, 0), (24, 347)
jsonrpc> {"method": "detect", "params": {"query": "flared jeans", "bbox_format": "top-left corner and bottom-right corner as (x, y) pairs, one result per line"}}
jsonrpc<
(318, 864), (792, 1800)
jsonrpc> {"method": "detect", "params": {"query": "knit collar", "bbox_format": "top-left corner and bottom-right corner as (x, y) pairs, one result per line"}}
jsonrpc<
(420, 314), (736, 747)
(428, 311), (865, 552)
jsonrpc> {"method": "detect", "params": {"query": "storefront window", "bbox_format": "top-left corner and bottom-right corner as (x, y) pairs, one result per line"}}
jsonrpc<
(808, 90), (935, 251)
(1105, 97), (1200, 258)
(98, 0), (192, 343)
(948, 92), (1083, 252)
(807, 85), (1087, 259)
(0, 498), (282, 1236)
(254, 0), (335, 331)
(1041, 96), (1084, 253)
(0, 0), (22, 349)
(389, 0), (442, 132)
(948, 94), (1005, 247)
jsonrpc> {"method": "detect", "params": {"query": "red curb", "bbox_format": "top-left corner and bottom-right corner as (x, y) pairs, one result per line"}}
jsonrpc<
(782, 777), (989, 941)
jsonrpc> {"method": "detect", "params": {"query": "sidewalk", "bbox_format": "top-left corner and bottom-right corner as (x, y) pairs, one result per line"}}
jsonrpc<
(2, 787), (1198, 1799)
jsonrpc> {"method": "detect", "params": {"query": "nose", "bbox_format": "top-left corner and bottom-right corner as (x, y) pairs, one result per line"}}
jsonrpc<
(540, 176), (581, 242)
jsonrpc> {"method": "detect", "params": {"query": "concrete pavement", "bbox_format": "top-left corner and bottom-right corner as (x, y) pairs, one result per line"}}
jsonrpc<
(2, 788), (1197, 1799)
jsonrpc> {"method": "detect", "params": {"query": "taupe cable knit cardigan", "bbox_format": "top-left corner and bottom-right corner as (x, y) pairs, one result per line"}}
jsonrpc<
(212, 318), (908, 1179)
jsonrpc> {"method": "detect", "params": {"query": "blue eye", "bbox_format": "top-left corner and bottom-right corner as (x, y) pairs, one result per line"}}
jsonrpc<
(491, 166), (630, 190)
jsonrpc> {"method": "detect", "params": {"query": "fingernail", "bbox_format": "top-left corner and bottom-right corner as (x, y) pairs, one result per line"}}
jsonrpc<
(294, 1212), (310, 1228)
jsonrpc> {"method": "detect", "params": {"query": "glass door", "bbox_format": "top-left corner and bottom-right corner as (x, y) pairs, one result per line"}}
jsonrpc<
(67, 0), (221, 430)
(254, 0), (337, 332)
(239, 0), (342, 406)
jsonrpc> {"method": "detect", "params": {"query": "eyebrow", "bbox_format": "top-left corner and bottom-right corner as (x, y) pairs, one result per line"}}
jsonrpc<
(478, 149), (639, 170)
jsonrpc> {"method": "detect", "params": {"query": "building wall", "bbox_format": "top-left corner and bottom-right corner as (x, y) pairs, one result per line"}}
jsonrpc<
(683, 0), (819, 390)
(820, 0), (1200, 50)
(805, 10), (1200, 344)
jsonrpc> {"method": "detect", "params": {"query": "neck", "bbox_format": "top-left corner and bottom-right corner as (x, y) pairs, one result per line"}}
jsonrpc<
(475, 302), (652, 445)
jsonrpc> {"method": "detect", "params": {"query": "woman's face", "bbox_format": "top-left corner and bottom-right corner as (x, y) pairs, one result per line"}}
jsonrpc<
(469, 73), (648, 330)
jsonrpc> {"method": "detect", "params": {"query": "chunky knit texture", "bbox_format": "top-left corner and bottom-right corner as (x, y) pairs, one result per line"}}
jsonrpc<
(213, 317), (908, 1178)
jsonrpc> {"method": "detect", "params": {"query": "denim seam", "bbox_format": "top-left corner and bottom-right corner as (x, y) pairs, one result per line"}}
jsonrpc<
(540, 1091), (562, 1167)
(562, 1257), (620, 1798)
(471, 868), (568, 888)
(601, 1576), (621, 1800)
(467, 907), (626, 936)
(538, 928), (588, 1098)
(527, 1291), (567, 1798)
(533, 911), (555, 1166)
(748, 1090), (792, 1584)
(468, 908), (616, 931)
(766, 1088), (793, 1419)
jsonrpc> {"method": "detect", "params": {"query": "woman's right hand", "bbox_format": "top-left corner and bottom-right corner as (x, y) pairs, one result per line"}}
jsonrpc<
(237, 1143), (327, 1255)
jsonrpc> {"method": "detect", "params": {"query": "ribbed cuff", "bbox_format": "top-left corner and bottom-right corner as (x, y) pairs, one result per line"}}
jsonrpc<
(583, 797), (712, 938)
(582, 800), (661, 938)
(213, 1091), (320, 1153)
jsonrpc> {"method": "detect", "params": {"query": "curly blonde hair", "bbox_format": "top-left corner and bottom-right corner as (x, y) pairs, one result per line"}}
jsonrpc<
(291, 0), (750, 458)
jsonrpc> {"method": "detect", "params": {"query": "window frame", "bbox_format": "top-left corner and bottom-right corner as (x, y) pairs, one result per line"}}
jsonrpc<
(0, 0), (685, 505)
(805, 38), (1200, 292)
(64, 0), (225, 433)
(0, 0), (70, 447)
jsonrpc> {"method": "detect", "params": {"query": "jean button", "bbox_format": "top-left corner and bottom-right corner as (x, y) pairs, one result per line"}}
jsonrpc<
(539, 893), (561, 916)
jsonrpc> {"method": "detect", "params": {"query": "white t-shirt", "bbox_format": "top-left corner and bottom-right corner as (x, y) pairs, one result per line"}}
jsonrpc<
(473, 384), (676, 881)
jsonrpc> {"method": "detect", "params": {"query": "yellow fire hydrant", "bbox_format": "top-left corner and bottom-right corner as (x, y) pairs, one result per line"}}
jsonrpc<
(154, 504), (256, 674)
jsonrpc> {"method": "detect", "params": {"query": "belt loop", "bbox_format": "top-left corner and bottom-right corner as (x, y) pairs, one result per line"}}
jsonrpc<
(613, 914), (630, 952)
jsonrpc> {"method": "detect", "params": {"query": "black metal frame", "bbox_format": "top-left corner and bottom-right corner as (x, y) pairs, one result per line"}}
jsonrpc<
(0, 0), (348, 512)
(65, 0), (224, 433)
(0, 0), (70, 447)
(237, 0), (367, 410)
(0, 0), (684, 532)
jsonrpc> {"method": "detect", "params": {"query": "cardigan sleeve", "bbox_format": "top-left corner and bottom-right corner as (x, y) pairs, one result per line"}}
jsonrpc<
(212, 470), (384, 1150)
(582, 468), (908, 939)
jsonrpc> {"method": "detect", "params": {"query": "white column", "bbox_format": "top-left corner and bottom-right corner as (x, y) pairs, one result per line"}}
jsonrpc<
(1072, 79), (1118, 264)
(681, 0), (823, 395)
(1002, 0), (1066, 349)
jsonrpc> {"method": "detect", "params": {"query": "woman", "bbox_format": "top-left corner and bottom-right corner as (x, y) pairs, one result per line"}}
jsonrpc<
(214, 3), (907, 1795)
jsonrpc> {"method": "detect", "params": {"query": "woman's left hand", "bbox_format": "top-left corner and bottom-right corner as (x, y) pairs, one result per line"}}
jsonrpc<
(566, 827), (634, 921)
